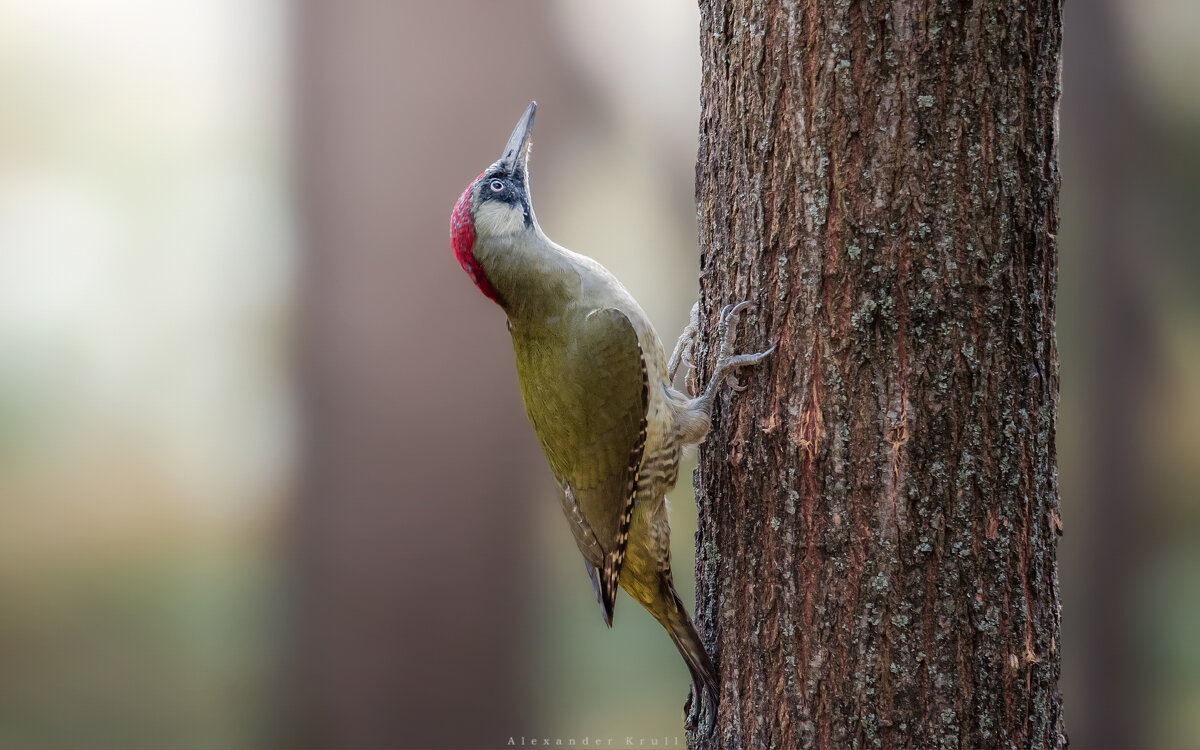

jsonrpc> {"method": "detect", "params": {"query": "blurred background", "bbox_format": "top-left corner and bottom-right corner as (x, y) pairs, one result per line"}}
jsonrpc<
(0, 1), (1195, 747)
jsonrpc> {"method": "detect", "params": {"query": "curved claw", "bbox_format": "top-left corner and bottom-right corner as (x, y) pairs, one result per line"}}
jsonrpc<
(740, 342), (777, 364)
(719, 300), (755, 322)
(726, 300), (756, 319)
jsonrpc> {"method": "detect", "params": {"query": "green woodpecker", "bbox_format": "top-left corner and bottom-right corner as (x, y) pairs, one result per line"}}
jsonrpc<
(449, 102), (772, 731)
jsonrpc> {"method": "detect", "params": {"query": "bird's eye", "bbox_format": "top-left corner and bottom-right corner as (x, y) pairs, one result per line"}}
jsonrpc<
(489, 179), (505, 192)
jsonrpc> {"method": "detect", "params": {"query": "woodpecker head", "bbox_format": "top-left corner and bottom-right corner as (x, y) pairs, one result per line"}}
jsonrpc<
(450, 101), (537, 305)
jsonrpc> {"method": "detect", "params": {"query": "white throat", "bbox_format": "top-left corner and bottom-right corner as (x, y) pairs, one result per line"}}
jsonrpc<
(474, 201), (527, 239)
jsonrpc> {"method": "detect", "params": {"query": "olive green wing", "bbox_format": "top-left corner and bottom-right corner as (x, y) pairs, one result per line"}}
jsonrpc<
(516, 307), (648, 626)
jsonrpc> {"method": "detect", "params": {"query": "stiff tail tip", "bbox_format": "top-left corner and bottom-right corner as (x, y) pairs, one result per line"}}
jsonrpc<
(665, 593), (719, 737)
(683, 670), (718, 737)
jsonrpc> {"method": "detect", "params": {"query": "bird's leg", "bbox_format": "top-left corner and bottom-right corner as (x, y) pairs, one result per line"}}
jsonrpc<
(667, 301), (701, 388)
(680, 301), (775, 437)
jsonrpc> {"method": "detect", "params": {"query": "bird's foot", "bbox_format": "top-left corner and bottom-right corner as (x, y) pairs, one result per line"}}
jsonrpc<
(711, 300), (775, 390)
(668, 301), (701, 387)
(675, 299), (774, 438)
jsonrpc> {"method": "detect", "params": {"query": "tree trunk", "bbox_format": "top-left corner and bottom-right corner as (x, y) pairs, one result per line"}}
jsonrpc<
(691, 2), (1065, 748)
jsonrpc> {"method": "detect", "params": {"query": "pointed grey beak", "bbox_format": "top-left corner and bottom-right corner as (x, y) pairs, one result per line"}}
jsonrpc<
(498, 101), (536, 174)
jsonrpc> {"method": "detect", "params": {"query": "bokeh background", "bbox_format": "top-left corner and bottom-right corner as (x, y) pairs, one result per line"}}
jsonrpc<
(0, 1), (1195, 747)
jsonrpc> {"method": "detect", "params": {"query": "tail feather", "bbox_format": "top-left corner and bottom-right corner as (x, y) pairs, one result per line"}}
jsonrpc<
(584, 560), (613, 627)
(662, 587), (719, 736)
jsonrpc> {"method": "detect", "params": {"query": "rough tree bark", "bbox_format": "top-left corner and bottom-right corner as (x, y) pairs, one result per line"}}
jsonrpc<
(690, 2), (1065, 748)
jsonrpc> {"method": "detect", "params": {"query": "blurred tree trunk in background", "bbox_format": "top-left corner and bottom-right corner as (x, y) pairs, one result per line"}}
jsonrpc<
(690, 1), (1066, 747)
(290, 3), (593, 747)
(1062, 1), (1155, 745)
(289, 5), (529, 746)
